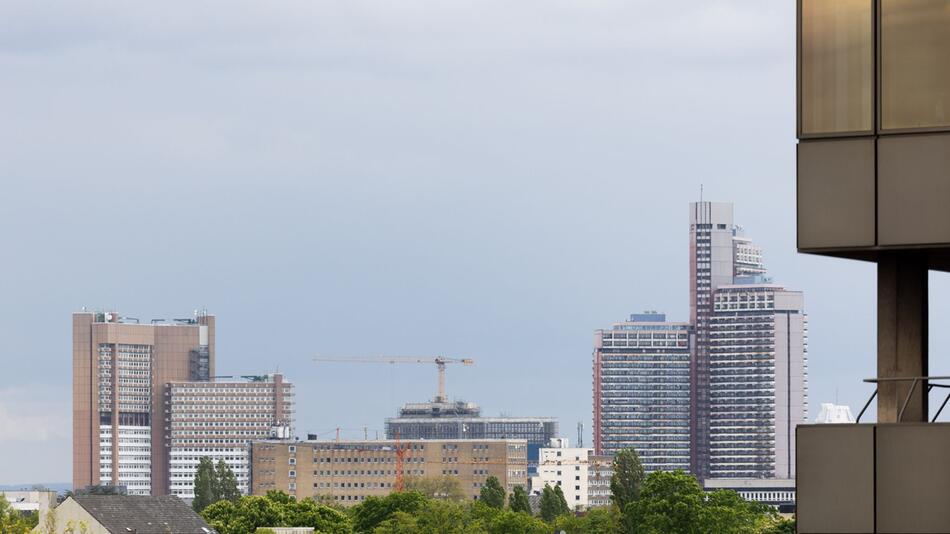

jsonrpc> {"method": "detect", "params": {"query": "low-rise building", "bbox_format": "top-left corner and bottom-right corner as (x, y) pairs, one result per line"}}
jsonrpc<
(530, 440), (593, 511)
(250, 439), (528, 505)
(587, 455), (614, 508)
(385, 401), (558, 475)
(164, 374), (294, 499)
(39, 494), (213, 534)
(703, 478), (796, 507)
(0, 490), (56, 518)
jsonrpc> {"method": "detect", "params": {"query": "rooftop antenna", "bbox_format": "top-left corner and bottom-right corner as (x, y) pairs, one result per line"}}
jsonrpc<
(700, 183), (704, 203)
(577, 422), (584, 448)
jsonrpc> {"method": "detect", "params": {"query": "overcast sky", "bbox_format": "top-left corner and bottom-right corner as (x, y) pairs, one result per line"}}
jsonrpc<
(4, 0), (948, 485)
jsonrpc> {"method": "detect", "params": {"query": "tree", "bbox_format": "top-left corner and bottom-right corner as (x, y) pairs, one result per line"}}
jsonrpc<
(214, 459), (242, 503)
(552, 484), (571, 516)
(486, 510), (549, 534)
(348, 491), (427, 533)
(193, 456), (241, 513)
(580, 506), (622, 534)
(193, 456), (216, 512)
(507, 486), (531, 514)
(404, 475), (466, 501)
(762, 517), (796, 534)
(201, 491), (351, 534)
(622, 471), (704, 534)
(479, 476), (506, 509)
(0, 495), (39, 534)
(609, 448), (645, 510)
(539, 484), (565, 522)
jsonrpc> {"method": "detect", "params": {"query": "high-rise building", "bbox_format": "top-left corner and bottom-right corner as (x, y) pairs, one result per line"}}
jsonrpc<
(688, 202), (736, 478)
(165, 374), (295, 499)
(592, 312), (691, 472)
(385, 402), (557, 475)
(709, 283), (807, 479)
(250, 438), (528, 505)
(73, 311), (215, 496)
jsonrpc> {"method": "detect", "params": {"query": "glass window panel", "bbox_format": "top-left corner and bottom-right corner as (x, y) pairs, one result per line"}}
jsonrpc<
(800, 0), (873, 135)
(881, 0), (950, 130)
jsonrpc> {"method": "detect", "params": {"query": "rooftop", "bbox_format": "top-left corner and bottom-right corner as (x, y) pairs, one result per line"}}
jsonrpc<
(70, 494), (214, 534)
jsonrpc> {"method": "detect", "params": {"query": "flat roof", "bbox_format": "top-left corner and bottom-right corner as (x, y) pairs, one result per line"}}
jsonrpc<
(703, 478), (796, 490)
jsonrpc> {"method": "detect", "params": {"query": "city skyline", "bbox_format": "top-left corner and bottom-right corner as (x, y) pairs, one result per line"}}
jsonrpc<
(7, 0), (942, 487)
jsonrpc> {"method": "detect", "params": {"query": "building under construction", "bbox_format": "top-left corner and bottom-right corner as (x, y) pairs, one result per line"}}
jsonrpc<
(249, 438), (528, 505)
(384, 401), (558, 474)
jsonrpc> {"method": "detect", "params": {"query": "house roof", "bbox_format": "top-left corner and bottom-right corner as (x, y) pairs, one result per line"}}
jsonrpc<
(71, 495), (214, 534)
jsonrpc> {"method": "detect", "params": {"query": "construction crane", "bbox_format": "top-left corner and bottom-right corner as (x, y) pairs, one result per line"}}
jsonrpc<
(312, 355), (474, 403)
(393, 429), (409, 492)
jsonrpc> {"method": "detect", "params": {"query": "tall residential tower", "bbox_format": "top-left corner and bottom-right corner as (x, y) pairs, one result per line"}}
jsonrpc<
(592, 312), (691, 472)
(688, 202), (736, 478)
(709, 283), (807, 479)
(72, 311), (214, 495)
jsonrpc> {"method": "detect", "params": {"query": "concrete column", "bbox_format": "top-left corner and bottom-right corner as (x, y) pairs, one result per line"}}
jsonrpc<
(877, 253), (929, 422)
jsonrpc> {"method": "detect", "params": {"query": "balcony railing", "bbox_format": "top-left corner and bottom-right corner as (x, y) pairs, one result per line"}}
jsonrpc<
(856, 376), (950, 423)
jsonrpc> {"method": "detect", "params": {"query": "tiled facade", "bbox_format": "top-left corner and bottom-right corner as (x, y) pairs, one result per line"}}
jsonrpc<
(165, 375), (295, 498)
(250, 439), (528, 505)
(72, 311), (215, 495)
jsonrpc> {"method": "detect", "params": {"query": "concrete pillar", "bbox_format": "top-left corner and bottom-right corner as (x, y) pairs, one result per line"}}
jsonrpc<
(877, 252), (929, 422)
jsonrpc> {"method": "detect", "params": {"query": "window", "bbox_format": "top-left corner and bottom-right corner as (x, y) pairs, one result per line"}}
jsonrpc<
(800, 0), (873, 134)
(881, 0), (950, 130)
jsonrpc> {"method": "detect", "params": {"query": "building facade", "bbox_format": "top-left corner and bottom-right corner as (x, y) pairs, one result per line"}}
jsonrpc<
(165, 374), (295, 499)
(592, 312), (691, 472)
(587, 455), (613, 508)
(703, 478), (796, 507)
(73, 311), (215, 495)
(250, 439), (528, 505)
(531, 441), (594, 511)
(385, 403), (557, 474)
(814, 403), (854, 424)
(709, 284), (807, 479)
(688, 202), (737, 478)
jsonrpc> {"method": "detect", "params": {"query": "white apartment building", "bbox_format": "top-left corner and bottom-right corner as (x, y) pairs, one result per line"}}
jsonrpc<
(587, 455), (614, 508)
(593, 313), (692, 472)
(530, 440), (593, 511)
(165, 374), (294, 499)
(97, 343), (154, 495)
(709, 284), (807, 479)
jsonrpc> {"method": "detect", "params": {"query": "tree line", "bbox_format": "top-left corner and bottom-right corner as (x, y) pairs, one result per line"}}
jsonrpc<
(195, 449), (795, 534)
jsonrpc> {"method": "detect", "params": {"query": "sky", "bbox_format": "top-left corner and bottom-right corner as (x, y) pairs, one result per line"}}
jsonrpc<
(3, 0), (949, 485)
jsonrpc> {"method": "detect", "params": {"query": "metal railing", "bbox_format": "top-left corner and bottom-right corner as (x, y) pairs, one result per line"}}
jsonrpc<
(856, 376), (950, 423)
